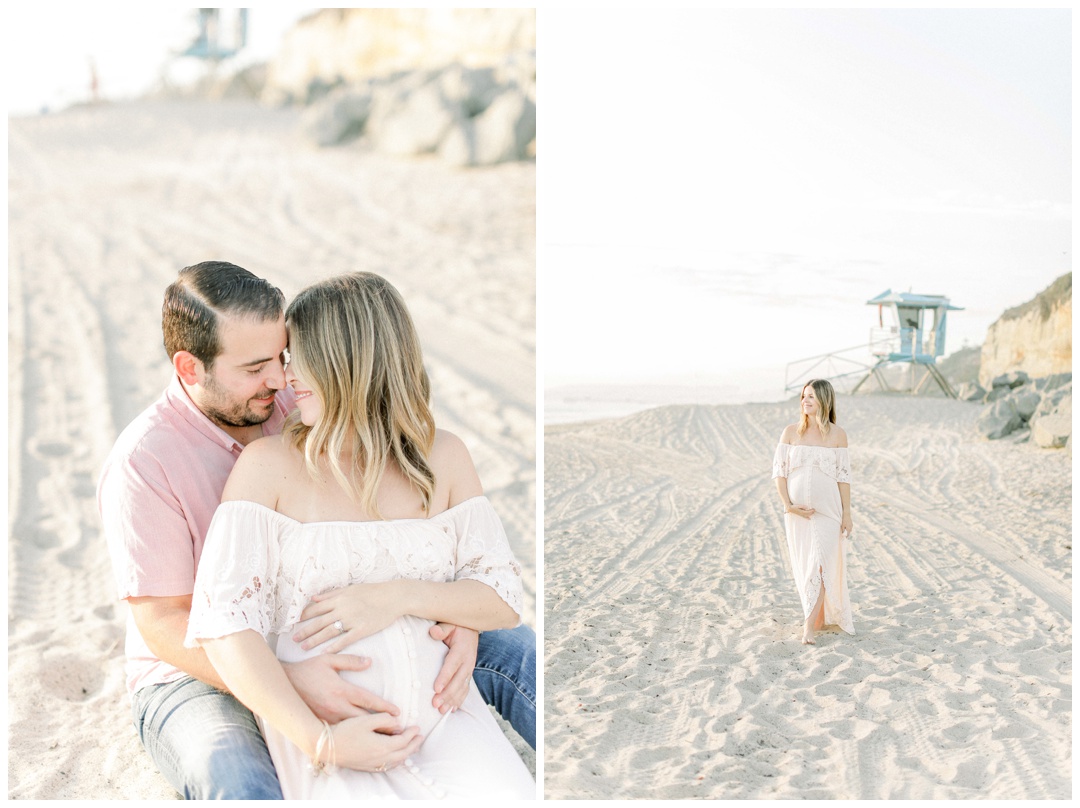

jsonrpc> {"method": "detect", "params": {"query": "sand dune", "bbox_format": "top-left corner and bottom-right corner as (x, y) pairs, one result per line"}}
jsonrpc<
(544, 396), (1070, 799)
(8, 100), (535, 798)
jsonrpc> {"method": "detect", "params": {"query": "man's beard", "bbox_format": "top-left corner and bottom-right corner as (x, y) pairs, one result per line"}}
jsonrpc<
(202, 373), (276, 429)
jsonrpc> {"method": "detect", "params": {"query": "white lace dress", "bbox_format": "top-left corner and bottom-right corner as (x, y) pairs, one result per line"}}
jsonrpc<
(185, 496), (535, 799)
(771, 444), (855, 634)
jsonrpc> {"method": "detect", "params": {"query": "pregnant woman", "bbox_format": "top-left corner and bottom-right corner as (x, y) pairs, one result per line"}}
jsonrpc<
(772, 378), (855, 645)
(185, 272), (534, 798)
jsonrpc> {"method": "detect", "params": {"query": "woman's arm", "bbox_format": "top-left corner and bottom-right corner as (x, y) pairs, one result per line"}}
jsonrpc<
(203, 630), (325, 757)
(296, 578), (517, 652)
(201, 630), (423, 771)
(835, 426), (852, 535)
(775, 477), (815, 520)
(838, 482), (852, 535)
(774, 430), (814, 519)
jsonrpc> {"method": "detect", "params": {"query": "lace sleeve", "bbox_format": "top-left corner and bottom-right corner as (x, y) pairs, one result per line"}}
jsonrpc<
(771, 442), (790, 479)
(834, 448), (852, 484)
(185, 501), (283, 646)
(446, 497), (524, 622)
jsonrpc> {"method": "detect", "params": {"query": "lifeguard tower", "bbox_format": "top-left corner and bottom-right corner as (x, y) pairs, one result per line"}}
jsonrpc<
(157, 9), (250, 94)
(179, 9), (248, 61)
(851, 290), (963, 397)
(783, 289), (963, 398)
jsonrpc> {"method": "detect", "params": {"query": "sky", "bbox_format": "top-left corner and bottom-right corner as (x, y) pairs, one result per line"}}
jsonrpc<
(4, 7), (1071, 406)
(541, 8), (1071, 399)
(5, 6), (319, 115)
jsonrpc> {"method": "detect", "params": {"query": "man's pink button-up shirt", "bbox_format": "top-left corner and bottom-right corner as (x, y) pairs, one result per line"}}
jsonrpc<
(98, 375), (294, 694)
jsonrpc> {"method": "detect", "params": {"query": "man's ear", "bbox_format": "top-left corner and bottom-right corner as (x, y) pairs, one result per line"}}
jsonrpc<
(173, 351), (202, 386)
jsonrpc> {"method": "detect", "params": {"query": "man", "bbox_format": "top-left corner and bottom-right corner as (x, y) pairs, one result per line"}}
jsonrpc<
(98, 261), (535, 799)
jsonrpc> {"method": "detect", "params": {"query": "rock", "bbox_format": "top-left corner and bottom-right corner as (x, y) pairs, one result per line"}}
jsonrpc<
(976, 397), (1023, 439)
(1033, 372), (1072, 392)
(368, 79), (461, 156)
(301, 87), (373, 146)
(983, 384), (1013, 403)
(494, 50), (536, 102)
(217, 64), (267, 100)
(438, 64), (500, 116)
(1034, 385), (1071, 420)
(956, 382), (986, 401)
(991, 370), (1030, 389)
(1009, 386), (1042, 422)
(440, 88), (535, 166)
(1031, 413), (1071, 448)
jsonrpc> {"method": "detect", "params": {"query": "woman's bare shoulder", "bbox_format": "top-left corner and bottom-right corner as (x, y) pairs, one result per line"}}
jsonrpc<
(222, 434), (301, 507)
(779, 424), (799, 444)
(831, 424), (849, 448)
(430, 429), (483, 504)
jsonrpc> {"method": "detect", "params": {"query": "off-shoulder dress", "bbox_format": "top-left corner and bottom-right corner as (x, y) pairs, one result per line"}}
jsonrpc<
(771, 444), (855, 634)
(186, 496), (534, 799)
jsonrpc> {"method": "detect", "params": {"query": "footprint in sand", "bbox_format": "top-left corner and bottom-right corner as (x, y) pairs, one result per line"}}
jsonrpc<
(39, 655), (105, 702)
(32, 442), (73, 458)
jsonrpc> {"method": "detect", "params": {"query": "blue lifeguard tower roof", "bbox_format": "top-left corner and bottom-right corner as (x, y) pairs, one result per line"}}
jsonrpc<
(866, 289), (963, 311)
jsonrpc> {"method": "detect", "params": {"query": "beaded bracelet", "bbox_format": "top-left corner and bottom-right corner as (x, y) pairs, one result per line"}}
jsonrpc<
(311, 720), (336, 776)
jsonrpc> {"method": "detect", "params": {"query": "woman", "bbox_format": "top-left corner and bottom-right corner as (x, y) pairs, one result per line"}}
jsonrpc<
(184, 273), (534, 798)
(772, 379), (854, 645)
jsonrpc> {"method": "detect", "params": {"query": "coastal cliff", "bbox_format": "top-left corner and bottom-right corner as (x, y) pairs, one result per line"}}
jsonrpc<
(978, 273), (1071, 388)
(264, 8), (535, 103)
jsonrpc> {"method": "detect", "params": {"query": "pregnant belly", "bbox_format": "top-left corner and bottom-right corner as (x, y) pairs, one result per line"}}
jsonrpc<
(275, 614), (447, 737)
(788, 469), (841, 520)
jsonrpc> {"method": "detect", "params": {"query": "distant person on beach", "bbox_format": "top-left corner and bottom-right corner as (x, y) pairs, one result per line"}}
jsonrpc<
(98, 261), (535, 799)
(771, 379), (855, 644)
(184, 271), (533, 797)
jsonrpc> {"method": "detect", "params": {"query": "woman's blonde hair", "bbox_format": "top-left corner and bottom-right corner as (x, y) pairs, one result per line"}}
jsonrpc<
(283, 272), (436, 517)
(797, 378), (837, 437)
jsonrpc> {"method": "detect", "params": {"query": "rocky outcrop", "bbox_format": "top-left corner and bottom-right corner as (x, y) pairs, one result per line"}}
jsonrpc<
(974, 371), (1071, 447)
(978, 273), (1071, 389)
(264, 9), (534, 105)
(271, 9), (535, 166)
(298, 58), (534, 165)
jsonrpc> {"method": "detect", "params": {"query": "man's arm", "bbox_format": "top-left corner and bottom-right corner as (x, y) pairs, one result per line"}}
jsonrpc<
(127, 594), (227, 690)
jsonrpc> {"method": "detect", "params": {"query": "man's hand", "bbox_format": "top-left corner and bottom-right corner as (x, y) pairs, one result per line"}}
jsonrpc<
(429, 623), (478, 714)
(282, 654), (401, 724)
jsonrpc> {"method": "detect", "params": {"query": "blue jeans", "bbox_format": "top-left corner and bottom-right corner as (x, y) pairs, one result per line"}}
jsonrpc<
(475, 624), (536, 749)
(132, 626), (536, 798)
(132, 675), (283, 799)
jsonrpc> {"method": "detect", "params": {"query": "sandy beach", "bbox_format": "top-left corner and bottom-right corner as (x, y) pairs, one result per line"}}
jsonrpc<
(8, 99), (535, 798)
(544, 395), (1070, 799)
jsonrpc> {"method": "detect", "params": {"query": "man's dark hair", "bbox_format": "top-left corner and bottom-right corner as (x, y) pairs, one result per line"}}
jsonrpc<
(162, 261), (285, 369)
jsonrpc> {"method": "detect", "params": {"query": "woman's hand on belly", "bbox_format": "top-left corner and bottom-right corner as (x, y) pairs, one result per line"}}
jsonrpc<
(295, 581), (406, 652)
(785, 503), (815, 519)
(333, 712), (425, 773)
